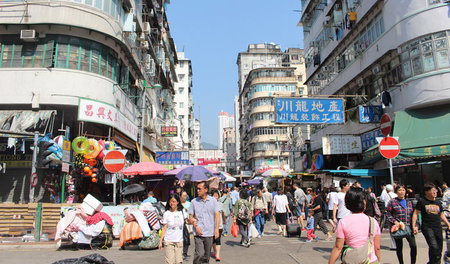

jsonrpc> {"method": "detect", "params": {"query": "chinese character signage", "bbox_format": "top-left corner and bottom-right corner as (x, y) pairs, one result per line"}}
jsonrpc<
(198, 158), (221, 165)
(275, 98), (344, 124)
(161, 126), (178, 137)
(156, 151), (189, 165)
(361, 129), (384, 150)
(78, 98), (138, 141)
(359, 105), (383, 123)
(322, 135), (362, 155)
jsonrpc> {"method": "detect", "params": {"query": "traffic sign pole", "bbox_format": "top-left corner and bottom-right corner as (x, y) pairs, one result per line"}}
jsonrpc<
(389, 158), (394, 187)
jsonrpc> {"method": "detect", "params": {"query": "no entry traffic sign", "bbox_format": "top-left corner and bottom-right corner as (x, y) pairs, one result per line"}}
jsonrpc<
(379, 136), (400, 159)
(103, 150), (126, 173)
(380, 114), (392, 136)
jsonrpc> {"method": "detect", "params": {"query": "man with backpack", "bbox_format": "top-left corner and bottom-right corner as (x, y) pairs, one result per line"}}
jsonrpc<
(293, 184), (307, 230)
(233, 189), (252, 247)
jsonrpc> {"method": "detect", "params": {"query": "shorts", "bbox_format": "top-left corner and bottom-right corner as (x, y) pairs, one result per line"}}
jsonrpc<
(213, 229), (223, 245)
(275, 212), (287, 225)
(294, 205), (304, 217)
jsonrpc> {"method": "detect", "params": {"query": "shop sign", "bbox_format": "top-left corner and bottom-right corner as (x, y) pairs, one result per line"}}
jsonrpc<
(78, 98), (138, 141)
(0, 154), (32, 168)
(156, 151), (189, 165)
(62, 162), (70, 173)
(358, 105), (383, 123)
(161, 126), (178, 137)
(275, 98), (344, 124)
(322, 135), (362, 155)
(361, 129), (384, 150)
(198, 158), (220, 165)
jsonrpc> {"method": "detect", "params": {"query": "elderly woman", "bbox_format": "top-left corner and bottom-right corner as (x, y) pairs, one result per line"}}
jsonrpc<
(386, 184), (416, 264)
(328, 187), (381, 264)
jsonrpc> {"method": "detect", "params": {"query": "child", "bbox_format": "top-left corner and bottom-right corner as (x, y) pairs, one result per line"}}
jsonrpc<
(306, 210), (318, 242)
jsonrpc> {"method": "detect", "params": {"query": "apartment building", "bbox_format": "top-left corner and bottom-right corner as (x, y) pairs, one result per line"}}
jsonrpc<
(300, 0), (450, 189)
(0, 0), (178, 202)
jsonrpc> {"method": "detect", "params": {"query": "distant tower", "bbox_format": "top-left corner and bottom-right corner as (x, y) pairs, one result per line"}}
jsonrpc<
(218, 111), (230, 150)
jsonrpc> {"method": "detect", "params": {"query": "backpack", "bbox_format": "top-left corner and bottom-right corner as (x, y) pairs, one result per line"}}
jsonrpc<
(238, 200), (251, 220)
(341, 216), (375, 264)
(286, 193), (296, 211)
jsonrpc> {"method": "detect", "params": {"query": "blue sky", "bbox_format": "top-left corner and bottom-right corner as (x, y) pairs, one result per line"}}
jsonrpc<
(166, 0), (304, 146)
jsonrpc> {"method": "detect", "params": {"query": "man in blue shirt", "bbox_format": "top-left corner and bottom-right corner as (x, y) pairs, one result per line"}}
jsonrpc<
(231, 187), (240, 206)
(189, 182), (220, 264)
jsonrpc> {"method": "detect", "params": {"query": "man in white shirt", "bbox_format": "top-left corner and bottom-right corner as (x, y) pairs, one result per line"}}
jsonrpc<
(273, 188), (291, 236)
(326, 186), (338, 230)
(333, 179), (351, 224)
(382, 184), (397, 207)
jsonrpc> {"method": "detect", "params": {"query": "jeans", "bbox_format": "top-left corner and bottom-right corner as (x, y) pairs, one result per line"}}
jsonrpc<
(223, 215), (230, 235)
(254, 213), (265, 235)
(394, 234), (417, 264)
(237, 221), (249, 244)
(422, 227), (443, 264)
(193, 236), (214, 264)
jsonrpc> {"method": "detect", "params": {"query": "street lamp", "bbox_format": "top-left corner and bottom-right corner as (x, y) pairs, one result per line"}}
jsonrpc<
(139, 83), (162, 162)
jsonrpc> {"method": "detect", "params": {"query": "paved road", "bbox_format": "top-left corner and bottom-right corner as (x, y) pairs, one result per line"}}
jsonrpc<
(0, 221), (443, 264)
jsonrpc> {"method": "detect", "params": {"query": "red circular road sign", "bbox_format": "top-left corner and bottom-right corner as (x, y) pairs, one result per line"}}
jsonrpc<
(380, 114), (392, 136)
(30, 172), (38, 187)
(379, 137), (400, 159)
(103, 151), (126, 173)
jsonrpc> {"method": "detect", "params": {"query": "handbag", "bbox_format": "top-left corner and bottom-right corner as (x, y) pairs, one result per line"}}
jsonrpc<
(138, 230), (160, 250)
(341, 216), (375, 264)
(391, 225), (411, 238)
(231, 222), (239, 238)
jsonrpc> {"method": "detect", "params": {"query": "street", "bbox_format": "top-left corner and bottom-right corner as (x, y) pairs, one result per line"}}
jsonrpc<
(0, 221), (439, 264)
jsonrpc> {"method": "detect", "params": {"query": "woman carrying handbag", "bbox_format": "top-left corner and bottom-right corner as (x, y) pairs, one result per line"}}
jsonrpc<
(386, 184), (417, 264)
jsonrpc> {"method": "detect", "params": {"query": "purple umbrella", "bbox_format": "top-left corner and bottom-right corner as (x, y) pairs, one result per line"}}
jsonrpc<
(248, 178), (262, 185)
(174, 166), (214, 182)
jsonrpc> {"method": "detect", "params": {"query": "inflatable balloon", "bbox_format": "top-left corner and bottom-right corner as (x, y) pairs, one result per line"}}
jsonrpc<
(91, 177), (97, 183)
(84, 139), (101, 159)
(53, 135), (64, 149)
(97, 140), (106, 160)
(72, 136), (89, 154)
(105, 141), (116, 150)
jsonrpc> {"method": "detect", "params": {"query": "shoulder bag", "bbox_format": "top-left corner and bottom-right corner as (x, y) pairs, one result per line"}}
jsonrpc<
(341, 216), (375, 264)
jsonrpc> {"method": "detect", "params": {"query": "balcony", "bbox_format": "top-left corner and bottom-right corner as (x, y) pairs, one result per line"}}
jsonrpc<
(250, 76), (297, 86)
(250, 105), (274, 115)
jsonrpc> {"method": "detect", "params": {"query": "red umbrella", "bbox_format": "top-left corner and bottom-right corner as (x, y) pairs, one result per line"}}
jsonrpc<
(122, 162), (169, 176)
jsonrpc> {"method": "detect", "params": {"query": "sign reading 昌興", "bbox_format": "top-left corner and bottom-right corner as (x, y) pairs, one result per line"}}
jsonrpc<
(78, 98), (138, 141)
(275, 98), (344, 124)
(161, 126), (178, 137)
(156, 151), (189, 165)
(322, 135), (362, 155)
(359, 105), (383, 123)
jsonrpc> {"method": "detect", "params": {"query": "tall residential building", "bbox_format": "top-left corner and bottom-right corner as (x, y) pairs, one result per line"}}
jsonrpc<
(234, 96), (241, 161)
(192, 119), (201, 150)
(300, 0), (450, 190)
(173, 51), (194, 149)
(223, 127), (237, 174)
(237, 44), (306, 173)
(0, 0), (178, 202)
(217, 111), (234, 150)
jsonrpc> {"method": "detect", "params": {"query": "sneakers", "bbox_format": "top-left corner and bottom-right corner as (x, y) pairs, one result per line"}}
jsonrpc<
(305, 240), (312, 243)
(257, 234), (261, 239)
(246, 241), (251, 248)
(315, 237), (319, 242)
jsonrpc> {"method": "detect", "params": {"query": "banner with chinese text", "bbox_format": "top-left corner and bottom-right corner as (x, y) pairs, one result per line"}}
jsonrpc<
(275, 98), (344, 124)
(161, 126), (178, 137)
(322, 135), (362, 155)
(78, 98), (138, 141)
(358, 105), (383, 123)
(156, 151), (189, 165)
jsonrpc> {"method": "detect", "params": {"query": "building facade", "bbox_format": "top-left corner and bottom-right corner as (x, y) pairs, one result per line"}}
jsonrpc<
(300, 0), (450, 191)
(0, 0), (179, 202)
(217, 111), (234, 150)
(173, 51), (194, 149)
(237, 44), (308, 173)
(192, 118), (201, 150)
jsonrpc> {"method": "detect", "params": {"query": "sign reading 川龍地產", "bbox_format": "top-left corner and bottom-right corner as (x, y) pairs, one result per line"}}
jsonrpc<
(275, 98), (345, 124)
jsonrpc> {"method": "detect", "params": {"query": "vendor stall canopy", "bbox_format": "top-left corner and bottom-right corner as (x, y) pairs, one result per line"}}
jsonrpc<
(320, 169), (387, 177)
(0, 110), (55, 133)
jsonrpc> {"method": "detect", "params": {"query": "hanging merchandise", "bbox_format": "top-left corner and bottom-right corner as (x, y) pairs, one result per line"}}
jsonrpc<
(315, 154), (324, 170)
(97, 140), (106, 160)
(53, 135), (65, 149)
(72, 136), (90, 154)
(105, 141), (116, 150)
(39, 134), (63, 160)
(84, 139), (101, 159)
(303, 154), (308, 169)
(311, 154), (318, 172)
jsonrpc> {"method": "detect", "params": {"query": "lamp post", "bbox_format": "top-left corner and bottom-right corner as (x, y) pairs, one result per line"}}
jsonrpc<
(139, 82), (162, 162)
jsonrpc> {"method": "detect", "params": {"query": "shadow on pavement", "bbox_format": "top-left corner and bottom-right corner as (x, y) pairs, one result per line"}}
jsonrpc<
(313, 246), (332, 253)
(225, 241), (242, 247)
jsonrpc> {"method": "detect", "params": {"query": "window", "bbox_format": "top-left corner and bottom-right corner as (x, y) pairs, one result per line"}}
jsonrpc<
(428, 0), (441, 5)
(178, 87), (184, 94)
(178, 74), (185, 80)
(179, 102), (184, 108)
(179, 115), (184, 120)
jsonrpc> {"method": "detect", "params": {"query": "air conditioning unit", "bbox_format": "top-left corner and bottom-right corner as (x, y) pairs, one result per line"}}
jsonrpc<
(142, 41), (149, 49)
(372, 65), (380, 75)
(137, 33), (145, 42)
(323, 66), (329, 72)
(323, 19), (331, 27)
(357, 78), (364, 87)
(142, 22), (150, 34)
(20, 29), (38, 42)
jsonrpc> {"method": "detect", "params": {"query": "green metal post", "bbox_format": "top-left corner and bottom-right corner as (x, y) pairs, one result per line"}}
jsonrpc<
(34, 202), (42, 242)
(61, 173), (65, 203)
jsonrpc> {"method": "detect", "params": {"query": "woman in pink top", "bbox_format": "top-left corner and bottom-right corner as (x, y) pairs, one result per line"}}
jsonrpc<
(328, 187), (381, 264)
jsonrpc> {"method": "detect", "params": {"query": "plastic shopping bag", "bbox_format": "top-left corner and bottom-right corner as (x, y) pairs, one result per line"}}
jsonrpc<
(250, 223), (259, 238)
(231, 222), (239, 238)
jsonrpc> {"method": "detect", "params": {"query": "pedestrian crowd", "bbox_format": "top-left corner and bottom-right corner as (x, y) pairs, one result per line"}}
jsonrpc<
(156, 179), (450, 264)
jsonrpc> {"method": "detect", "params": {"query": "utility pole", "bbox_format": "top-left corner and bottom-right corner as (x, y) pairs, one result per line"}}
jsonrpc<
(29, 132), (38, 202)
